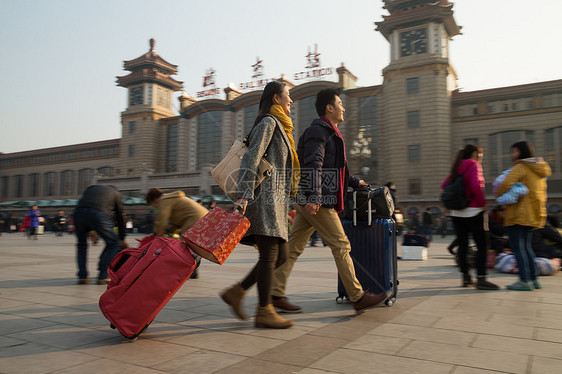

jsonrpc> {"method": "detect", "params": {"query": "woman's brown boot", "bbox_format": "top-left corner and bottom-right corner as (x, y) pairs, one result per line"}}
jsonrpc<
(220, 284), (248, 320)
(254, 304), (294, 329)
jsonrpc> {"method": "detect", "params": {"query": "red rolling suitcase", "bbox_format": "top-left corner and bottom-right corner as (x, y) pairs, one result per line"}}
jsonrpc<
(99, 236), (199, 340)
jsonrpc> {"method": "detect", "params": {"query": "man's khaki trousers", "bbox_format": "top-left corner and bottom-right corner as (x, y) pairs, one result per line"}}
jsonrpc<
(271, 205), (364, 302)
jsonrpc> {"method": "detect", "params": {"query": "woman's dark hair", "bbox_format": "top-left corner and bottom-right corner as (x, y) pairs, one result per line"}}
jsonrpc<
(511, 140), (535, 160)
(315, 88), (341, 116)
(449, 144), (481, 180)
(145, 187), (164, 204)
(254, 81), (286, 126)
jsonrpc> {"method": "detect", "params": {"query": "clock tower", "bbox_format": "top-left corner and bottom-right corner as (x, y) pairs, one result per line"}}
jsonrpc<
(375, 0), (461, 201)
(116, 39), (183, 175)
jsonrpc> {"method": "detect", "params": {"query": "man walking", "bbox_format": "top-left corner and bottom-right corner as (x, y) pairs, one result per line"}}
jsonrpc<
(73, 185), (128, 285)
(422, 207), (433, 241)
(271, 88), (386, 314)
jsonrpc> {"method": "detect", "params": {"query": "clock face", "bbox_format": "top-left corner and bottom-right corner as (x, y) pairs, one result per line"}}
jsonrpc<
(400, 28), (427, 57)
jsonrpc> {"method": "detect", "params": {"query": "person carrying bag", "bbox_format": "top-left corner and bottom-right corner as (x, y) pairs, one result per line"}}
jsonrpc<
(220, 81), (298, 329)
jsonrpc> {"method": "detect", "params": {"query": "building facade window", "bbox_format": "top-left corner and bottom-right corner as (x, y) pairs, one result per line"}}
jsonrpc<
(129, 121), (136, 134)
(408, 144), (421, 161)
(44, 172), (56, 196)
(356, 95), (378, 181)
(297, 96), (316, 137)
(128, 145), (135, 157)
(129, 86), (143, 106)
(407, 111), (420, 127)
(60, 170), (74, 196)
(488, 130), (535, 177)
(545, 126), (562, 175)
(408, 178), (421, 195)
(27, 173), (39, 197)
(166, 124), (178, 172)
(1, 176), (8, 199)
(197, 111), (222, 167)
(406, 77), (419, 94)
(244, 104), (258, 136)
(77, 168), (94, 194)
(97, 166), (113, 177)
(14, 175), (24, 198)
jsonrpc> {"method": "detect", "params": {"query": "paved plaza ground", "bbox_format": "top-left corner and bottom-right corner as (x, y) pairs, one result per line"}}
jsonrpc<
(0, 231), (561, 374)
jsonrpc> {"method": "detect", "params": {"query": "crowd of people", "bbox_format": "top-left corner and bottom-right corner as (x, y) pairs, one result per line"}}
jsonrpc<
(1, 85), (559, 331)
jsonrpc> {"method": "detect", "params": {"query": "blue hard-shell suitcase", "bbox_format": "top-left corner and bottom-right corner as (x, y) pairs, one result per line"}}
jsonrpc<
(337, 218), (398, 306)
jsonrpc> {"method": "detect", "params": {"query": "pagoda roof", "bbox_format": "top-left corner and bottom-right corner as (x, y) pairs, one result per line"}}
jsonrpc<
(116, 68), (183, 91)
(123, 39), (178, 74)
(376, 0), (461, 40)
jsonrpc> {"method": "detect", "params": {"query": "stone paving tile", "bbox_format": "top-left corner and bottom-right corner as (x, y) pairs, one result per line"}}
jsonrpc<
(431, 314), (535, 339)
(0, 335), (27, 350)
(536, 327), (562, 344)
(1, 235), (561, 373)
(71, 338), (199, 367)
(157, 350), (248, 374)
(213, 358), (302, 374)
(50, 357), (167, 374)
(451, 366), (513, 373)
(165, 330), (286, 356)
(397, 340), (529, 373)
(473, 334), (562, 359)
(529, 356), (562, 374)
(6, 324), (116, 350)
(367, 322), (476, 346)
(0, 343), (96, 374)
(343, 335), (411, 355)
(255, 334), (348, 367)
(0, 314), (57, 335)
(309, 348), (453, 374)
(488, 313), (562, 330)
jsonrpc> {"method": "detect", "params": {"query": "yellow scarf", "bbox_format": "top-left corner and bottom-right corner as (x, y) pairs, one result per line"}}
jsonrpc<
(268, 104), (300, 195)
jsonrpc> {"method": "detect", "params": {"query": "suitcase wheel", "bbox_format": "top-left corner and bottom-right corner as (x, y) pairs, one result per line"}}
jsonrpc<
(335, 294), (350, 304)
(385, 297), (396, 307)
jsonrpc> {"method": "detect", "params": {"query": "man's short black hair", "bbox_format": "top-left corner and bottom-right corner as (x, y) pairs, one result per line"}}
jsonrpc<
(315, 88), (341, 117)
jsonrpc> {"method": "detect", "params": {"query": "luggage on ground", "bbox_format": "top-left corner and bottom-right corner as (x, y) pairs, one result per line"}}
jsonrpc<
(99, 236), (199, 340)
(338, 218), (398, 306)
(340, 186), (395, 224)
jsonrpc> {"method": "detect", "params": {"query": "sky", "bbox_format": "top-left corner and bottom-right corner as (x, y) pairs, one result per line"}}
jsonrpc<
(1, 0), (560, 154)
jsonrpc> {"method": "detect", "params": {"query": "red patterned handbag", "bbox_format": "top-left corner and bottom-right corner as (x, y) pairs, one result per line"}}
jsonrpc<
(182, 207), (250, 264)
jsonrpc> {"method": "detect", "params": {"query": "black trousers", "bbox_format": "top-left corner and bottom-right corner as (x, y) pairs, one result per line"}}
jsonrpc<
(452, 212), (488, 276)
(240, 235), (288, 307)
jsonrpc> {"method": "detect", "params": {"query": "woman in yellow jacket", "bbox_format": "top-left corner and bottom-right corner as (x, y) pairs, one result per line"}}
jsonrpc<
(496, 140), (551, 290)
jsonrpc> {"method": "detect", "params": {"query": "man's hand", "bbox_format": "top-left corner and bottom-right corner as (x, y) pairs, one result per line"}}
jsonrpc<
(358, 180), (368, 188)
(234, 199), (248, 215)
(120, 240), (128, 249)
(305, 203), (321, 216)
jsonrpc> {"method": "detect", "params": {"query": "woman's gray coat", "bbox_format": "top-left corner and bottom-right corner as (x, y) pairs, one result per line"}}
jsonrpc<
(237, 115), (293, 243)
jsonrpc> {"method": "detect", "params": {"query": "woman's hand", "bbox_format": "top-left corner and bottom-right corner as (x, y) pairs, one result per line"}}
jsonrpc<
(234, 199), (248, 214)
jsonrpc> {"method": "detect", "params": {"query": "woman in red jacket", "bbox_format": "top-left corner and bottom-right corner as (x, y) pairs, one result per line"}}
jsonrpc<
(442, 144), (499, 290)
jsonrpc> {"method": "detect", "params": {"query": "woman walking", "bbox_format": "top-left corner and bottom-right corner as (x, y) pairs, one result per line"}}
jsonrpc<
(495, 140), (551, 290)
(220, 81), (298, 328)
(442, 144), (499, 290)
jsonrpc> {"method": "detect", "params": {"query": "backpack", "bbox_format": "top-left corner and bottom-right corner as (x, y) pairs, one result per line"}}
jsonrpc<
(441, 173), (468, 210)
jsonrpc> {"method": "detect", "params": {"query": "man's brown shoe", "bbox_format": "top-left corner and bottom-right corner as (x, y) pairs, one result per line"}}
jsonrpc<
(77, 278), (90, 285)
(352, 292), (386, 313)
(272, 297), (302, 314)
(97, 278), (110, 285)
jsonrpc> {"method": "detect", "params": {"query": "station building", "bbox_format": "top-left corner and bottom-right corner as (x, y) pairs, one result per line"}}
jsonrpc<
(1, 0), (561, 219)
